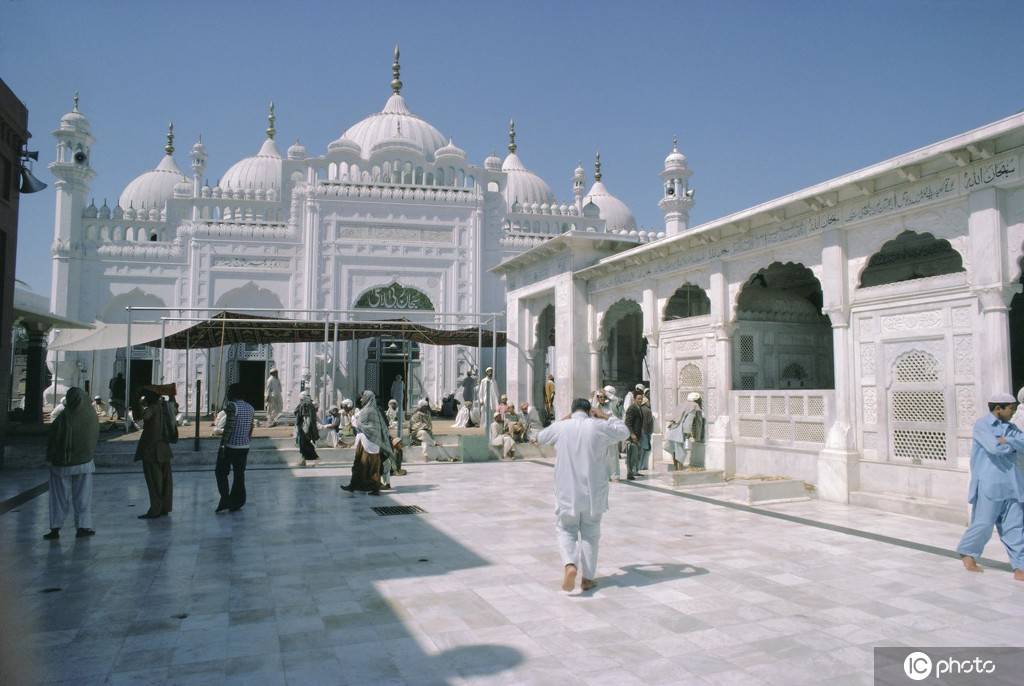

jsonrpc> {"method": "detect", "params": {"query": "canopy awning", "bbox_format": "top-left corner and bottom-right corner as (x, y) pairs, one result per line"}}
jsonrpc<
(154, 312), (506, 349)
(49, 321), (190, 352)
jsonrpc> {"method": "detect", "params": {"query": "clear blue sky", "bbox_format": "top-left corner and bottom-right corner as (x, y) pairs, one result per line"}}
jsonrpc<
(4, 0), (1023, 297)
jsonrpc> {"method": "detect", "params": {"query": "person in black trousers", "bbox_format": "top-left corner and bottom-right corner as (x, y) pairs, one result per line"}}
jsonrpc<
(216, 383), (255, 513)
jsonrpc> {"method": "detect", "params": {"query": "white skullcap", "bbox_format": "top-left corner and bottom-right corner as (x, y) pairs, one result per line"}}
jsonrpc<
(989, 392), (1018, 404)
(687, 392), (702, 402)
(485, 367), (493, 374)
(93, 395), (102, 401)
(635, 383), (645, 391)
(603, 385), (616, 395)
(417, 399), (429, 408)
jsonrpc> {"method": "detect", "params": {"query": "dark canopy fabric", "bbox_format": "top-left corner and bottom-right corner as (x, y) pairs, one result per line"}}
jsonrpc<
(149, 311), (506, 349)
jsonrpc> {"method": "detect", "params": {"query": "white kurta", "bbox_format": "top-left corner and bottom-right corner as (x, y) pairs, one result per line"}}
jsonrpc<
(538, 411), (629, 517)
(477, 376), (499, 411)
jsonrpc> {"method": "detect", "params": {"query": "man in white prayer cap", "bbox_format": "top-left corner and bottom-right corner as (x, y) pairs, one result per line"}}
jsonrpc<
(410, 398), (436, 461)
(957, 392), (1024, 581)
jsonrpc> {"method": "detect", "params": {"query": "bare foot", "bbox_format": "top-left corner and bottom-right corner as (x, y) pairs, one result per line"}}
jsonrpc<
(581, 578), (597, 591)
(1014, 569), (1024, 582)
(561, 564), (577, 591)
(961, 555), (982, 572)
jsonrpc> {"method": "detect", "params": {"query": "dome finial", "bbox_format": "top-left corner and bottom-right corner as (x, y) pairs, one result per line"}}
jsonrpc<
(266, 101), (276, 140)
(672, 135), (678, 151)
(594, 151), (602, 182)
(507, 119), (517, 154)
(72, 91), (80, 113)
(391, 43), (403, 94)
(165, 122), (175, 155)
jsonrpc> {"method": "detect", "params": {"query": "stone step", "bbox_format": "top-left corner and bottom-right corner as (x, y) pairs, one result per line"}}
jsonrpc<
(669, 469), (725, 486)
(850, 490), (967, 526)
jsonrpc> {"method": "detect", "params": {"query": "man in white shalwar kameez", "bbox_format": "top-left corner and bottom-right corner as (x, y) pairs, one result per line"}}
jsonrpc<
(264, 369), (283, 426)
(538, 398), (629, 592)
(477, 367), (499, 440)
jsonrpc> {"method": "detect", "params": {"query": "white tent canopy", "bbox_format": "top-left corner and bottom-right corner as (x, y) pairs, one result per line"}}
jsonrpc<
(49, 321), (190, 352)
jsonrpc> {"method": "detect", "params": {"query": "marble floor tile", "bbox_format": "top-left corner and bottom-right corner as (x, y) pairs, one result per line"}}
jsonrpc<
(4, 461), (1024, 685)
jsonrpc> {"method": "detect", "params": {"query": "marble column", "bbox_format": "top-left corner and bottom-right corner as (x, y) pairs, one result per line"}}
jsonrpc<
(968, 187), (1016, 401)
(818, 307), (860, 502)
(705, 262), (735, 473)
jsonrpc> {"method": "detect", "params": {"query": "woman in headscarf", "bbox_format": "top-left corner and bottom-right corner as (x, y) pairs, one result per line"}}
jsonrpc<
(44, 387), (100, 539)
(294, 391), (320, 463)
(341, 390), (396, 495)
(665, 392), (706, 470)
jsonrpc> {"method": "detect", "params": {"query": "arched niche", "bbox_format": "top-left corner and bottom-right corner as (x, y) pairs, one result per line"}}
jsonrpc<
(663, 283), (711, 321)
(598, 298), (645, 390)
(214, 282), (285, 316)
(858, 230), (965, 288)
(100, 288), (167, 323)
(733, 262), (833, 390)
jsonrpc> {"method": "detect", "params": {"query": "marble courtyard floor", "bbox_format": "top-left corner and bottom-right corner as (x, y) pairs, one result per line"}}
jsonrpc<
(1, 460), (1023, 686)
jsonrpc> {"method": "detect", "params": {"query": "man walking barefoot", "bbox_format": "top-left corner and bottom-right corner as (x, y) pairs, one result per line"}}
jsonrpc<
(538, 398), (629, 592)
(216, 383), (254, 513)
(957, 392), (1024, 581)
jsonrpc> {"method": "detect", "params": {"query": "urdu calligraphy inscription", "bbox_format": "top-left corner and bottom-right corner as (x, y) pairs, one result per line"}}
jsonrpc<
(354, 282), (434, 310)
(212, 256), (291, 270)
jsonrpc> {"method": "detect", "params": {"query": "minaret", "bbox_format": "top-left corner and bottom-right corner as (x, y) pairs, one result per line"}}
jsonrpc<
(572, 161), (585, 213)
(190, 135), (207, 210)
(659, 135), (694, 236)
(49, 92), (95, 317)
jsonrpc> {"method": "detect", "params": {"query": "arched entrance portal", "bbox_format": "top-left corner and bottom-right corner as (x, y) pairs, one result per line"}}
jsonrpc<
(214, 283), (285, 410)
(599, 299), (645, 394)
(531, 304), (555, 413)
(733, 263), (833, 390)
(354, 282), (434, 407)
(1011, 265), (1024, 394)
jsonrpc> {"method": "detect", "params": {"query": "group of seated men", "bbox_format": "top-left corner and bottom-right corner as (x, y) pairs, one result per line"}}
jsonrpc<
(489, 394), (543, 459)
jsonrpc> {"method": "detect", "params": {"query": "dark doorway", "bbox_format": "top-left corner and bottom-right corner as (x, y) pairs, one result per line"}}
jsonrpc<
(1011, 272), (1024, 395)
(237, 361), (266, 410)
(128, 360), (153, 406)
(378, 361), (406, 411)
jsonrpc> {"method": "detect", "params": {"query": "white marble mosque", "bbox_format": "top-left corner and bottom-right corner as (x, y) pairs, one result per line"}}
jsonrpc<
(45, 45), (1024, 522)
(46, 47), (649, 414)
(495, 113), (1024, 523)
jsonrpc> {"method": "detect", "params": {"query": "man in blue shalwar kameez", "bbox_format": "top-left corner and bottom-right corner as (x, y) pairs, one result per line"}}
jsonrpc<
(956, 392), (1024, 582)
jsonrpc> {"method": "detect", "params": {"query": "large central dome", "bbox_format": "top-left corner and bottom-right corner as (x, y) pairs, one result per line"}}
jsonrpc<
(334, 93), (447, 160)
(328, 45), (447, 160)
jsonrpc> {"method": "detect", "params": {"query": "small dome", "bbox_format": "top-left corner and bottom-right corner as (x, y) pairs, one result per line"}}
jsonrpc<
(583, 180), (636, 231)
(326, 137), (362, 156)
(434, 138), (466, 160)
(331, 94), (446, 160)
(484, 152), (502, 171)
(220, 138), (283, 191)
(83, 200), (98, 218)
(59, 94), (90, 133)
(119, 154), (188, 211)
(502, 152), (556, 209)
(664, 136), (687, 169)
(287, 139), (308, 160)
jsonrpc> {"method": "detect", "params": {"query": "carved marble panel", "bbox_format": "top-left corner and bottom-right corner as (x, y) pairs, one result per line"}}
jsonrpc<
(953, 334), (974, 377)
(880, 310), (943, 335)
(860, 343), (876, 378)
(956, 385), (975, 430)
(862, 387), (878, 425)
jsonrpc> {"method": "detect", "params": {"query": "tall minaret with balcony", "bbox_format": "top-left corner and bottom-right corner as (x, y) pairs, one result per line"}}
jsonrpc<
(659, 136), (694, 236)
(49, 93), (95, 317)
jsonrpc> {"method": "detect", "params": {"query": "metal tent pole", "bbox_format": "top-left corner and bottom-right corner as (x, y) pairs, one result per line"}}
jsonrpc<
(124, 307), (132, 432)
(159, 318), (166, 383)
(322, 319), (330, 411)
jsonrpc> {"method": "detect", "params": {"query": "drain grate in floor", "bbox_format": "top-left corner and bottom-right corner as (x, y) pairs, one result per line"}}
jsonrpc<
(372, 505), (426, 516)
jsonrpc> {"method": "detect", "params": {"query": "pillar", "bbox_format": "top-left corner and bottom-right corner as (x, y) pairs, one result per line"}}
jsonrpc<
(817, 228), (859, 503)
(24, 328), (47, 423)
(704, 265), (735, 474)
(968, 188), (1016, 401)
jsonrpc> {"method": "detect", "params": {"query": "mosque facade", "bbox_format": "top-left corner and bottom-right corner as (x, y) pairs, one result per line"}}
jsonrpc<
(46, 48), (649, 412)
(496, 112), (1024, 523)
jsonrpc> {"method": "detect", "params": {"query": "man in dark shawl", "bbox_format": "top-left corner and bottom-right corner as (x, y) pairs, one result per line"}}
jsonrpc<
(341, 390), (396, 495)
(44, 387), (100, 539)
(294, 391), (320, 463)
(135, 388), (174, 518)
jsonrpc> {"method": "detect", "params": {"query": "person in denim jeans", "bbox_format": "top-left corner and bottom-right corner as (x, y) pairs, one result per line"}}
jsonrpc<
(216, 383), (254, 513)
